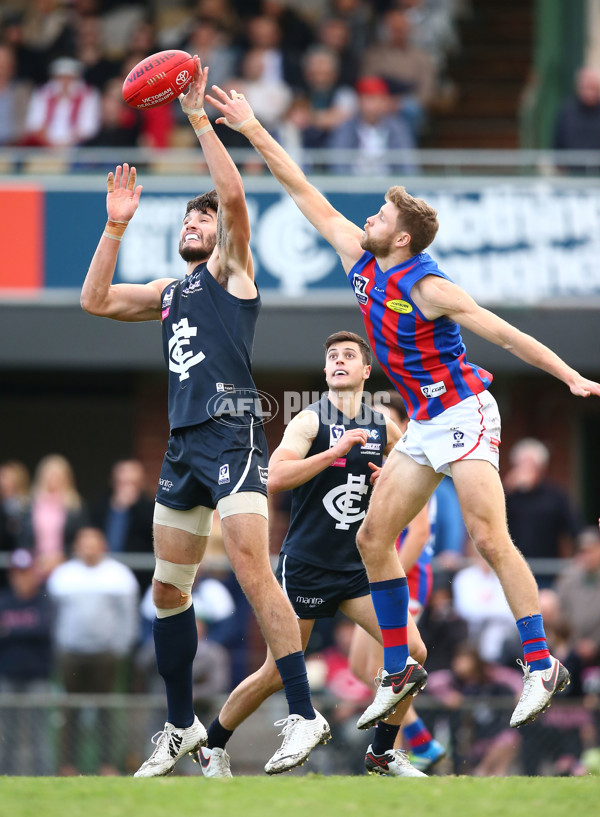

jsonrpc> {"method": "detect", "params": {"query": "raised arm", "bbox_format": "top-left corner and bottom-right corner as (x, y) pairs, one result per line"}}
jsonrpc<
(414, 275), (600, 398)
(205, 87), (365, 273)
(179, 58), (254, 297)
(81, 163), (174, 321)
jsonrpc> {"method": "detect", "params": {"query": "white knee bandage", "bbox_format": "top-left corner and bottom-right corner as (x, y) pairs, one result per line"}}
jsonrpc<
(153, 558), (200, 619)
(217, 491), (269, 520)
(153, 502), (214, 536)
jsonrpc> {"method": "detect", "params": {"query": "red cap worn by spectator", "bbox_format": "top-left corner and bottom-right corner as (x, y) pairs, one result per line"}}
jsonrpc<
(355, 76), (389, 96)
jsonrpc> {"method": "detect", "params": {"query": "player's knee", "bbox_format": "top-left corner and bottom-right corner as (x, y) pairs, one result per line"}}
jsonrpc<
(152, 578), (188, 610)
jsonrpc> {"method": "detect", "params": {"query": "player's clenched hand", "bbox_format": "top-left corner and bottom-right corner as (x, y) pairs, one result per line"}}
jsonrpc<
(568, 373), (600, 398)
(179, 55), (208, 115)
(106, 163), (142, 223)
(205, 84), (258, 132)
(367, 461), (382, 486)
(332, 428), (368, 457)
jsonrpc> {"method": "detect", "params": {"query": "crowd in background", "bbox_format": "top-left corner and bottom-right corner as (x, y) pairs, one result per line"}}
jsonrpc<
(0, 0), (464, 160)
(0, 437), (599, 776)
(1, 0), (599, 166)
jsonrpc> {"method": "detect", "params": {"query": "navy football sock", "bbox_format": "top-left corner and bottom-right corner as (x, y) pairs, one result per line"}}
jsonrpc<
(372, 721), (400, 755)
(153, 605), (198, 728)
(275, 651), (315, 720)
(206, 717), (234, 750)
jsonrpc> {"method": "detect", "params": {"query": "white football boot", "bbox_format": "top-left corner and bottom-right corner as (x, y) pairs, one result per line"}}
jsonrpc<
(364, 745), (427, 778)
(134, 716), (207, 777)
(510, 657), (571, 728)
(197, 747), (233, 778)
(264, 710), (331, 775)
(357, 658), (428, 730)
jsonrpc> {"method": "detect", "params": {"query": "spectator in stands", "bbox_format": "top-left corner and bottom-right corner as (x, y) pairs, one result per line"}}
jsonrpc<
(554, 66), (600, 151)
(504, 438), (581, 568)
(75, 14), (121, 91)
(328, 0), (373, 55)
(225, 47), (293, 136)
(243, 14), (303, 89)
(452, 551), (516, 664)
(179, 17), (238, 103)
(18, 454), (88, 579)
(1, 10), (47, 85)
(47, 526), (139, 776)
(20, 0), (78, 64)
(83, 77), (141, 147)
(360, 8), (437, 135)
(260, 0), (315, 54)
(299, 46), (357, 149)
(555, 526), (600, 689)
(328, 75), (415, 174)
(0, 43), (32, 145)
(22, 56), (101, 147)
(0, 549), (54, 775)
(317, 16), (358, 87)
(90, 459), (153, 554)
(425, 642), (522, 776)
(0, 460), (30, 551)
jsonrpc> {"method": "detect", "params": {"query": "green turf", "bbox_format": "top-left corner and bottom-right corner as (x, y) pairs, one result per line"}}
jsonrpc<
(1, 776), (597, 817)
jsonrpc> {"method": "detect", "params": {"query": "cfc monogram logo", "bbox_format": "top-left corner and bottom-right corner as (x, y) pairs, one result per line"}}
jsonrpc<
(322, 473), (368, 530)
(168, 318), (206, 381)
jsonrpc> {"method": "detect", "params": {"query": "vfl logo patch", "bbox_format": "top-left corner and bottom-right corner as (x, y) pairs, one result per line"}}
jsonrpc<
(329, 425), (345, 448)
(258, 466), (268, 485)
(452, 429), (465, 449)
(352, 274), (369, 305)
(385, 299), (413, 314)
(218, 464), (230, 485)
(216, 382), (235, 392)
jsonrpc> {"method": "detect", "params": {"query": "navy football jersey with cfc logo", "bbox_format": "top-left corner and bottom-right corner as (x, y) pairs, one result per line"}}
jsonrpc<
(281, 395), (387, 571)
(160, 263), (261, 430)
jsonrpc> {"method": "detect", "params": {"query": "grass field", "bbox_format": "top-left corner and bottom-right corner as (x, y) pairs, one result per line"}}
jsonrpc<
(2, 776), (597, 817)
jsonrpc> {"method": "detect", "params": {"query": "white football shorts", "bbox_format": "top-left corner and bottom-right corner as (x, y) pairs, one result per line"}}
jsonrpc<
(394, 390), (501, 477)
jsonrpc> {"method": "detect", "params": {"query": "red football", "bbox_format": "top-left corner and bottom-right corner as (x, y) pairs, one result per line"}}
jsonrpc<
(122, 50), (194, 109)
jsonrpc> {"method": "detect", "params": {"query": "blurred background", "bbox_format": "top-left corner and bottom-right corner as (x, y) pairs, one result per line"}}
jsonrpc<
(0, 0), (599, 778)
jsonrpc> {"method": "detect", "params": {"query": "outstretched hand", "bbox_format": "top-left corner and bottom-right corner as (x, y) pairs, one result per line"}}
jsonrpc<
(205, 84), (257, 131)
(106, 163), (142, 223)
(569, 374), (600, 398)
(179, 55), (208, 115)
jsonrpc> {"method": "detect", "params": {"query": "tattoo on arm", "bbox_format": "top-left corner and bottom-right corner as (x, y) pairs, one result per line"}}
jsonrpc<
(216, 207), (228, 253)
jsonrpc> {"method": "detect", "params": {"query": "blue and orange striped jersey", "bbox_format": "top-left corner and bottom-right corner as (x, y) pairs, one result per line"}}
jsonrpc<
(348, 251), (493, 420)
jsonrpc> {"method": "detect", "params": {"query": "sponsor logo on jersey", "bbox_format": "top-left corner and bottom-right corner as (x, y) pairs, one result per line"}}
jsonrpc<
(322, 473), (369, 530)
(168, 318), (206, 381)
(385, 299), (413, 314)
(420, 381), (447, 399)
(330, 457), (347, 467)
(258, 466), (268, 485)
(158, 477), (174, 491)
(329, 425), (345, 448)
(352, 274), (369, 305)
(367, 428), (380, 440)
(490, 436), (501, 449)
(181, 274), (203, 296)
(360, 442), (381, 453)
(218, 464), (230, 485)
(216, 382), (235, 392)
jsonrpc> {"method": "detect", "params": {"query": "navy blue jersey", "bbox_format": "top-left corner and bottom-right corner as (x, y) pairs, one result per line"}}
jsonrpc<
(281, 395), (387, 572)
(160, 263), (261, 430)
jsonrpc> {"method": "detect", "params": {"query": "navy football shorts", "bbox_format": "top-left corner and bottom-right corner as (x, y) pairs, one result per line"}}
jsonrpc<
(275, 553), (370, 619)
(156, 414), (268, 510)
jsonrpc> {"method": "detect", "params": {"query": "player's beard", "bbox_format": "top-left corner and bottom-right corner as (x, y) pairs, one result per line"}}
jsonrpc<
(360, 232), (395, 259)
(178, 234), (217, 263)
